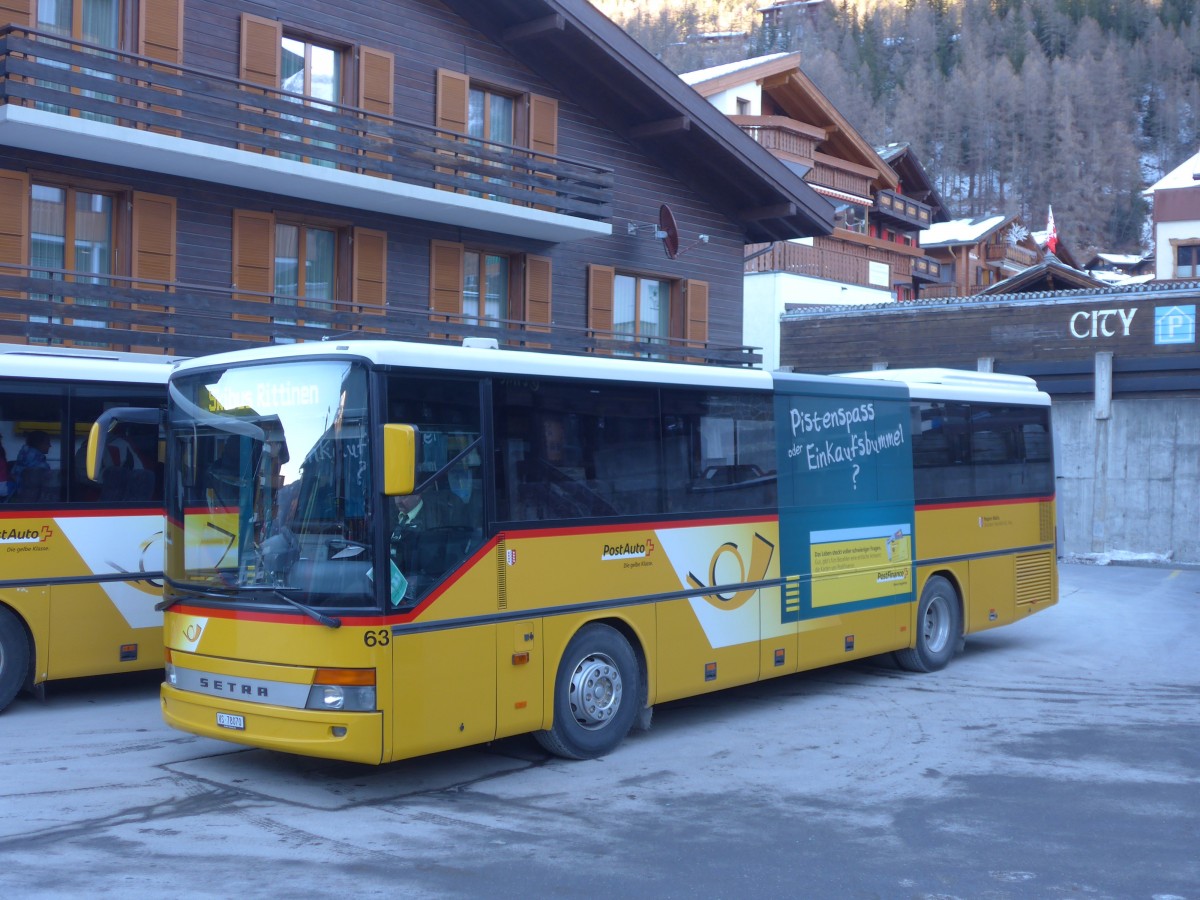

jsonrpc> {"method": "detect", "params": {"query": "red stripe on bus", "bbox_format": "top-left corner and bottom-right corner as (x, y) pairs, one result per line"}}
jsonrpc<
(916, 495), (1054, 512)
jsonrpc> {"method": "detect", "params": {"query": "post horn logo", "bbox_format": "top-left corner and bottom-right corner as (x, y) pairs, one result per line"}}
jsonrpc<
(687, 533), (775, 610)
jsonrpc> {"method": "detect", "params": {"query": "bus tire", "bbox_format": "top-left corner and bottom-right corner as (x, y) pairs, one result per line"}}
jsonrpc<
(0, 607), (31, 713)
(895, 575), (961, 673)
(535, 623), (640, 760)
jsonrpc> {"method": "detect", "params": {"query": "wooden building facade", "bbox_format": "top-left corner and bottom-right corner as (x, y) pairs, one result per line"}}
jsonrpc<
(0, 0), (832, 363)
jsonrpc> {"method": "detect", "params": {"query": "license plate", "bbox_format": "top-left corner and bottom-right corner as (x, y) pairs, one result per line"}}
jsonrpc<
(216, 713), (245, 731)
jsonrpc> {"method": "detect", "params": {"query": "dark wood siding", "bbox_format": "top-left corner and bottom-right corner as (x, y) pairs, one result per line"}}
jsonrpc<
(1, 1), (754, 349)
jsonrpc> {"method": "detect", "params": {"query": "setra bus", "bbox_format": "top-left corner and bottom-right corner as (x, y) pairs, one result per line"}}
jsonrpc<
(0, 347), (176, 712)
(93, 340), (1057, 764)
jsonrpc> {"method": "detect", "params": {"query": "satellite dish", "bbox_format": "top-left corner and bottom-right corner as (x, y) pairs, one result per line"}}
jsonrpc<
(658, 204), (680, 259)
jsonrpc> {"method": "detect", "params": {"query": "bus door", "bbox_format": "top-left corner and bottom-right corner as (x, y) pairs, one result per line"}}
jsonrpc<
(384, 373), (498, 759)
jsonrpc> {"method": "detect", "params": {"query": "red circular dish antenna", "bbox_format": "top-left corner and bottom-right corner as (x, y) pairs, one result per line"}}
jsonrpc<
(658, 204), (680, 259)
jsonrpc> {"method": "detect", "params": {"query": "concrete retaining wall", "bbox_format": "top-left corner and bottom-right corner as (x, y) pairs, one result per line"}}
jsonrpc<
(1053, 398), (1200, 564)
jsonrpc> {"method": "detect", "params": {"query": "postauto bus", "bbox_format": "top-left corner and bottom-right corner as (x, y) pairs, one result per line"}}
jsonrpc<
(90, 340), (1056, 763)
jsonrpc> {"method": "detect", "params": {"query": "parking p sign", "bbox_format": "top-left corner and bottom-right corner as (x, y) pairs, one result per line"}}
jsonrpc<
(1155, 305), (1196, 345)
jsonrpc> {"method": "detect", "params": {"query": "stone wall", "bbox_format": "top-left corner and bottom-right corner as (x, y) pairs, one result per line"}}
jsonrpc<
(1053, 398), (1200, 564)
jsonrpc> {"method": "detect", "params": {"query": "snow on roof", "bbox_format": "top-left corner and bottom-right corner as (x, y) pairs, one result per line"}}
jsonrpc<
(1144, 148), (1200, 194)
(758, 0), (827, 10)
(920, 215), (1008, 247)
(680, 53), (790, 86)
(1096, 253), (1145, 266)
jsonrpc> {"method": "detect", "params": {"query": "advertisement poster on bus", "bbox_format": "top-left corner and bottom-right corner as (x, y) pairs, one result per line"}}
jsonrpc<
(773, 379), (916, 621)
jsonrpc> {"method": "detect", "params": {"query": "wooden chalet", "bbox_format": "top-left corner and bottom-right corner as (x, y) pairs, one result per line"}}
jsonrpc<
(1144, 149), (1200, 283)
(919, 214), (1046, 298)
(0, 0), (833, 364)
(684, 53), (941, 306)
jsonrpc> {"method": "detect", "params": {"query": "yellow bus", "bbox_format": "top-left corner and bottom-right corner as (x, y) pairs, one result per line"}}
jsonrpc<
(96, 341), (1056, 764)
(0, 347), (175, 712)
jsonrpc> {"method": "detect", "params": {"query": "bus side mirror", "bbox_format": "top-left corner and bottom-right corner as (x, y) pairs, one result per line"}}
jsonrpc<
(383, 424), (419, 496)
(86, 407), (165, 482)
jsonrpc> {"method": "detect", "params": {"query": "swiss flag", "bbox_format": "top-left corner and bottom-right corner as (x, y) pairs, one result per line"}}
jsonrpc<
(1046, 206), (1058, 255)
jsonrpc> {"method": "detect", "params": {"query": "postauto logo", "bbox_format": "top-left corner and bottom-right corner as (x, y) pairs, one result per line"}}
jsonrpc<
(0, 524), (53, 545)
(601, 537), (654, 561)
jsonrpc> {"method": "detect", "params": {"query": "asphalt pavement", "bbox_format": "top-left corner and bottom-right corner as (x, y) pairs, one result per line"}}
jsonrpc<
(0, 561), (1197, 899)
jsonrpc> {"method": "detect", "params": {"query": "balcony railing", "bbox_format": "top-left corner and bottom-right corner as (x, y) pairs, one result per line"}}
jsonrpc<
(734, 116), (818, 162)
(0, 26), (613, 221)
(984, 242), (1039, 269)
(911, 255), (942, 282)
(0, 269), (758, 367)
(873, 189), (932, 230)
(746, 238), (924, 288)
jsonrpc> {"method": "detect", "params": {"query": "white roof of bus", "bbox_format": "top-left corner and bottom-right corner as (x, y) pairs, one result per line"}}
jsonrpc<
(0, 346), (180, 384)
(835, 368), (1050, 406)
(170, 339), (780, 391)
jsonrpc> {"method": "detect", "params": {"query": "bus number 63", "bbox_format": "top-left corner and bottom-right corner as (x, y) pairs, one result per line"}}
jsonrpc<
(363, 629), (390, 648)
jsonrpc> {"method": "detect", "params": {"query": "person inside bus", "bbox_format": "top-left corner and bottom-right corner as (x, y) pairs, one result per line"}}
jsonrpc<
(390, 471), (476, 603)
(0, 434), (11, 498)
(9, 430), (53, 501)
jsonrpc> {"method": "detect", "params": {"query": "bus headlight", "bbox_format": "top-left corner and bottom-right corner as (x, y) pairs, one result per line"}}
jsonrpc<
(305, 669), (376, 712)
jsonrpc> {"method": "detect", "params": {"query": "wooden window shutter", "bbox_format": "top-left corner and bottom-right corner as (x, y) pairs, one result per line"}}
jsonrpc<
(429, 240), (464, 317)
(138, 0), (184, 137)
(240, 14), (281, 88)
(132, 193), (176, 287)
(684, 279), (709, 356)
(140, 0), (183, 65)
(357, 48), (394, 178)
(0, 169), (30, 337)
(359, 48), (394, 118)
(587, 265), (614, 355)
(130, 192), (177, 353)
(528, 94), (558, 209)
(528, 95), (558, 156)
(0, 0), (32, 27)
(353, 227), (387, 333)
(231, 209), (274, 341)
(435, 69), (470, 134)
(524, 254), (551, 347)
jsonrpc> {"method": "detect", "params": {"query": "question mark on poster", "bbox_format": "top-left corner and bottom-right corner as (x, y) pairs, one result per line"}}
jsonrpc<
(852, 463), (860, 489)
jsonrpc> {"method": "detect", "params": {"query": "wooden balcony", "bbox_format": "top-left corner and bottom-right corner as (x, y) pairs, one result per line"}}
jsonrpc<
(911, 255), (942, 282)
(984, 243), (1040, 269)
(0, 269), (758, 367)
(916, 283), (962, 300)
(873, 189), (933, 231)
(0, 27), (613, 228)
(733, 116), (819, 163)
(746, 238), (914, 289)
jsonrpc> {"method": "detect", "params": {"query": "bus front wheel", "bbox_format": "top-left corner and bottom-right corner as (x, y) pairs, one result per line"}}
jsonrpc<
(536, 623), (640, 760)
(0, 606), (31, 713)
(895, 576), (961, 673)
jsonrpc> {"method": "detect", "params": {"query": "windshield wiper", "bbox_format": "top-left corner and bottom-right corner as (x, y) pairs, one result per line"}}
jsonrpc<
(262, 587), (342, 629)
(155, 581), (341, 629)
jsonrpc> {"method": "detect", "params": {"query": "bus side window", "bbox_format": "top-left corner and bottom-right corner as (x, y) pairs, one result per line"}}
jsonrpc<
(0, 385), (65, 504)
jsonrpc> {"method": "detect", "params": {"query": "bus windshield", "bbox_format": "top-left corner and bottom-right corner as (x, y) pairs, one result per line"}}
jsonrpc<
(168, 360), (375, 609)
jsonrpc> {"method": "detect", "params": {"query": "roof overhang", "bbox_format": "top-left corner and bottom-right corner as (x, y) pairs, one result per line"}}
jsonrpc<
(437, 1), (834, 243)
(0, 105), (609, 242)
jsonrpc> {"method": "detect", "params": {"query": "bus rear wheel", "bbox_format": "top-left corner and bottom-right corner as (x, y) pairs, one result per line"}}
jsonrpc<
(0, 607), (31, 713)
(536, 623), (640, 760)
(895, 575), (961, 673)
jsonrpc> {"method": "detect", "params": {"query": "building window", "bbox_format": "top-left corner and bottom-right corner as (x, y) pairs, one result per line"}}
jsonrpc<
(463, 250), (510, 325)
(468, 87), (515, 145)
(614, 273), (670, 343)
(29, 182), (116, 345)
(1175, 243), (1200, 279)
(279, 35), (343, 165)
(735, 97), (751, 116)
(37, 0), (121, 47)
(274, 222), (337, 335)
(833, 202), (867, 235)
